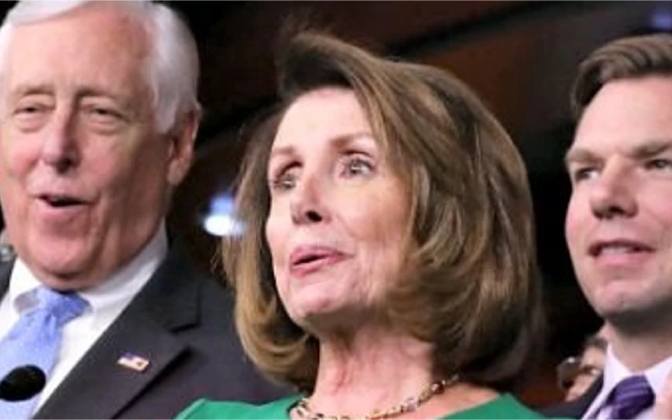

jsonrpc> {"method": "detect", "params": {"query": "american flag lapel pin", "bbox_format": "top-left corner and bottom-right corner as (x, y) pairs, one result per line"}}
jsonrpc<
(117, 352), (150, 373)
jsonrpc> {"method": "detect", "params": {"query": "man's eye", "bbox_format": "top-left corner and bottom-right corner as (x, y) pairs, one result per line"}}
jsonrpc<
(93, 108), (113, 116)
(571, 167), (597, 183)
(12, 103), (50, 131)
(86, 106), (121, 120)
(14, 104), (47, 115)
(82, 105), (127, 133)
(645, 158), (672, 171)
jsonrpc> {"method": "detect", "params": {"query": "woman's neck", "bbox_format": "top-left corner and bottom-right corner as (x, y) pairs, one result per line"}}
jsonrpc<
(306, 326), (437, 418)
(297, 324), (500, 419)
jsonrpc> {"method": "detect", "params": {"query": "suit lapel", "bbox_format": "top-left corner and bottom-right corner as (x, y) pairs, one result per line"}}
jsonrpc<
(542, 375), (603, 418)
(0, 259), (14, 296)
(0, 260), (14, 296)
(35, 245), (200, 419)
(36, 313), (188, 419)
(576, 376), (604, 416)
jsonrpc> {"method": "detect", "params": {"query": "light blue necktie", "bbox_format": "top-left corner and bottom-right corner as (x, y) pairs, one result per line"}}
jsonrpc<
(0, 286), (88, 419)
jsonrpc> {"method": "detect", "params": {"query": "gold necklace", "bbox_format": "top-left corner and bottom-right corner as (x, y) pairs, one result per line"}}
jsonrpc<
(293, 375), (459, 420)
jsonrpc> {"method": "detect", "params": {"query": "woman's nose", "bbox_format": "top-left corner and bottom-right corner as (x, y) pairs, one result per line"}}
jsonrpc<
(289, 176), (328, 225)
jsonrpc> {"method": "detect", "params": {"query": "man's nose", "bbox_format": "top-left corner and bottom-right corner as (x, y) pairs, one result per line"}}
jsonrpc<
(589, 164), (637, 220)
(40, 112), (80, 173)
(289, 176), (328, 225)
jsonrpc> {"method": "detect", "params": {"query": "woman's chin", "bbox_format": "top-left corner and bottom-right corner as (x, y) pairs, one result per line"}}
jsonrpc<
(290, 299), (362, 334)
(291, 299), (340, 323)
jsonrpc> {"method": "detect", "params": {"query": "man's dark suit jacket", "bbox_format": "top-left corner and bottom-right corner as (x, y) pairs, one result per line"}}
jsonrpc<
(0, 243), (287, 419)
(542, 376), (602, 419)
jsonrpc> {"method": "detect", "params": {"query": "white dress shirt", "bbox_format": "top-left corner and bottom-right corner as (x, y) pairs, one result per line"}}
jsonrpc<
(0, 224), (168, 411)
(583, 344), (672, 419)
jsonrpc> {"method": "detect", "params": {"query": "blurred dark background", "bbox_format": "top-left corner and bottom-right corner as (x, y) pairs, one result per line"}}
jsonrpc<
(2, 0), (670, 407)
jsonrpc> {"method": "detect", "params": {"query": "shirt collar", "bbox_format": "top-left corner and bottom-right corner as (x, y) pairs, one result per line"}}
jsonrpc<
(7, 261), (42, 314)
(7, 223), (168, 316)
(585, 343), (672, 418)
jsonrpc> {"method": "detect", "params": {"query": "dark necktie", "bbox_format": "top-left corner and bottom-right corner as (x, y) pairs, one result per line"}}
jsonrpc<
(0, 287), (88, 419)
(608, 375), (655, 419)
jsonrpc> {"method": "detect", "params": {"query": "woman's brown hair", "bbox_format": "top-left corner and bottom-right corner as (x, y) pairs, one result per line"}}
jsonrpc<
(223, 30), (543, 393)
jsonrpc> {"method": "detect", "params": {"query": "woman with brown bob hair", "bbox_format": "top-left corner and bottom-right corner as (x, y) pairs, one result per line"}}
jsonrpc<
(179, 30), (545, 419)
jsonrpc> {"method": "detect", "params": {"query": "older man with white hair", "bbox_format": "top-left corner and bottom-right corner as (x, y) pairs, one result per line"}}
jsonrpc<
(0, 1), (283, 418)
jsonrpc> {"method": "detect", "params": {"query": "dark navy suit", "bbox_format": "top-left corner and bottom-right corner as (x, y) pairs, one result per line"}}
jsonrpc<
(542, 376), (602, 419)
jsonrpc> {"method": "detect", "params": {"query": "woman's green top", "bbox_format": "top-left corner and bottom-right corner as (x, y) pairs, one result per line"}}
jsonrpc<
(177, 393), (546, 419)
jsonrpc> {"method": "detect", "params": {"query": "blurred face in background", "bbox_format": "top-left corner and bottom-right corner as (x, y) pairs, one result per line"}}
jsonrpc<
(265, 87), (410, 333)
(563, 343), (606, 401)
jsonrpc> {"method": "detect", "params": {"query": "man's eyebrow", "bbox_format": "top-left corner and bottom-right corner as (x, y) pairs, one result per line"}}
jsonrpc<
(564, 139), (672, 169)
(563, 147), (596, 169)
(629, 139), (672, 160)
(76, 86), (124, 101)
(8, 84), (126, 102)
(9, 83), (52, 99)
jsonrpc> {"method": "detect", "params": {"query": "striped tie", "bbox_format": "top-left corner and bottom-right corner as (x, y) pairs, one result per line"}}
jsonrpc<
(608, 375), (654, 419)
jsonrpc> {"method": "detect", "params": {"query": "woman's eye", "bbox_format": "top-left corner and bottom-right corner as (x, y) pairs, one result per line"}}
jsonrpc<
(343, 156), (374, 177)
(270, 169), (298, 192)
(272, 176), (295, 191)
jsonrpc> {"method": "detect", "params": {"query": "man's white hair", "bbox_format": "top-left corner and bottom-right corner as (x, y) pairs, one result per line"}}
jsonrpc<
(0, 0), (201, 134)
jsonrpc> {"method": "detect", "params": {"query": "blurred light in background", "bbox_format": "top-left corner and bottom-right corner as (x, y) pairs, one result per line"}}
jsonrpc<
(202, 193), (245, 237)
(650, 7), (672, 32)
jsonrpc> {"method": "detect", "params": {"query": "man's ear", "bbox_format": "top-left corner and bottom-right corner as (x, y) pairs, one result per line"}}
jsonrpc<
(167, 109), (200, 187)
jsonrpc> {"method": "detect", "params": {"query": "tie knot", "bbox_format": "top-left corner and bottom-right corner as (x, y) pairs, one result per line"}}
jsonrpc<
(35, 287), (88, 326)
(608, 375), (654, 419)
